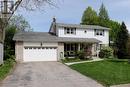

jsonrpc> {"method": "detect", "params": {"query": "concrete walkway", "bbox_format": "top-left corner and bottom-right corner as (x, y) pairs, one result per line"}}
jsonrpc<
(65, 58), (103, 65)
(111, 84), (130, 87)
(0, 62), (103, 87)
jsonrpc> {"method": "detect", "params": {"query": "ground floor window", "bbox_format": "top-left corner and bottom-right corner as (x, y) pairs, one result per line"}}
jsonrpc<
(64, 43), (93, 57)
(64, 43), (78, 57)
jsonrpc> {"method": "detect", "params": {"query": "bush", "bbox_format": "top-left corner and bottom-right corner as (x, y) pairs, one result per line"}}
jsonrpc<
(61, 58), (81, 63)
(76, 50), (86, 60)
(99, 46), (113, 58)
(0, 58), (15, 80)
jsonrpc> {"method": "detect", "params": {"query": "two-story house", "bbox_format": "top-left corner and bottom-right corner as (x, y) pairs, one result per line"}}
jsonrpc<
(13, 18), (110, 62)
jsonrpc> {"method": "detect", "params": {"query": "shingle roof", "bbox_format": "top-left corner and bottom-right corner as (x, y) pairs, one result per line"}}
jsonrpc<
(56, 23), (110, 30)
(13, 32), (101, 43)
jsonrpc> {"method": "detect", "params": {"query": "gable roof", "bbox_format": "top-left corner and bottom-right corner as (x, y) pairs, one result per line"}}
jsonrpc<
(13, 32), (101, 43)
(56, 23), (110, 30)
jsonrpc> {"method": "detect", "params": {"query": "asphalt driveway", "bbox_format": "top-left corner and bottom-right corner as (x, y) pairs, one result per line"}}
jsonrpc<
(0, 62), (103, 87)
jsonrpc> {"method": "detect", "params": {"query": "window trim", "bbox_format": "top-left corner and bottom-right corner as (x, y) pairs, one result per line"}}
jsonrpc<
(64, 27), (76, 35)
(94, 29), (105, 36)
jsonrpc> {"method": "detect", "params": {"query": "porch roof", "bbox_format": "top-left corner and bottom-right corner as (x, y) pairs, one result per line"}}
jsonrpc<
(13, 32), (101, 43)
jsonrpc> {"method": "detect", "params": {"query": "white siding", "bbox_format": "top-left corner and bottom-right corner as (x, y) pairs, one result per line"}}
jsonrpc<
(58, 27), (109, 45)
(94, 30), (109, 45)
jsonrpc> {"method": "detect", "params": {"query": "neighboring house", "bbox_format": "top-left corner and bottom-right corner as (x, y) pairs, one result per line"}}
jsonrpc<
(13, 18), (110, 62)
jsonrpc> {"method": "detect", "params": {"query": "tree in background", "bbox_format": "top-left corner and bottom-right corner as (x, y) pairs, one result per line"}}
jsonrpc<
(4, 26), (16, 60)
(81, 6), (99, 25)
(115, 22), (129, 59)
(21, 0), (59, 11)
(108, 21), (121, 42)
(9, 15), (33, 32)
(99, 3), (109, 20)
(81, 4), (119, 45)
(98, 3), (109, 27)
(81, 3), (109, 26)
(126, 35), (130, 58)
(4, 15), (32, 60)
(81, 4), (130, 59)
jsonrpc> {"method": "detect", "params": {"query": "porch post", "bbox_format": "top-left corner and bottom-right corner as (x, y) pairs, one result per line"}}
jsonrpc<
(78, 43), (80, 51)
(91, 43), (94, 56)
(96, 43), (99, 58)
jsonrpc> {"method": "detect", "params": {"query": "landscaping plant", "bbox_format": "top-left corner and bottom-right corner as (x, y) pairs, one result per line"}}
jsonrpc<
(99, 46), (113, 58)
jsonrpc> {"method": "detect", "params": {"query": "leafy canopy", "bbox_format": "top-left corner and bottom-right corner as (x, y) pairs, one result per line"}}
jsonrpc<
(9, 15), (33, 32)
(115, 22), (129, 59)
(4, 14), (32, 60)
(81, 6), (98, 25)
(99, 3), (109, 20)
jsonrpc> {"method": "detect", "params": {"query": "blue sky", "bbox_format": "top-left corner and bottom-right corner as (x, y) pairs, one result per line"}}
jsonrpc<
(16, 0), (130, 32)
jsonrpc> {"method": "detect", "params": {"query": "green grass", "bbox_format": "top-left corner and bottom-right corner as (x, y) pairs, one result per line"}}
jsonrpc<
(0, 59), (15, 80)
(70, 59), (130, 86)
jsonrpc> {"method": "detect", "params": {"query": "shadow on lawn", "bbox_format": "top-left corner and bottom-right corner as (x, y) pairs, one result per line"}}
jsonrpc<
(107, 59), (129, 63)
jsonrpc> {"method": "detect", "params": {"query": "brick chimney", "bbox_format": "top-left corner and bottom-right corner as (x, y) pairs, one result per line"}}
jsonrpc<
(53, 17), (56, 23)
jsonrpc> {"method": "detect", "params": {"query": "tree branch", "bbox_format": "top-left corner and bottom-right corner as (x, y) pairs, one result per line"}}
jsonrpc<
(20, 0), (59, 11)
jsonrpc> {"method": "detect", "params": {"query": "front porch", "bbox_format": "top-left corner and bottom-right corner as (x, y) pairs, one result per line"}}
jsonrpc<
(64, 43), (98, 58)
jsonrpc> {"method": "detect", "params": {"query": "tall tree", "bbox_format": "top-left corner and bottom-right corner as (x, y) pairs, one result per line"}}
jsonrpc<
(115, 22), (129, 59)
(99, 3), (109, 20)
(8, 15), (33, 32)
(4, 26), (16, 60)
(108, 20), (121, 42)
(81, 6), (99, 25)
(4, 14), (32, 60)
(126, 35), (130, 58)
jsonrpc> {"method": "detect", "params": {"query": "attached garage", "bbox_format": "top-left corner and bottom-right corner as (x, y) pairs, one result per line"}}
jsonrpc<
(21, 41), (58, 62)
(13, 32), (100, 62)
(14, 39), (60, 62)
(13, 32), (65, 62)
(23, 47), (57, 62)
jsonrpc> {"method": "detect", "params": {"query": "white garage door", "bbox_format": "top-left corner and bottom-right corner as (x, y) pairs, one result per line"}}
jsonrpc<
(23, 47), (57, 62)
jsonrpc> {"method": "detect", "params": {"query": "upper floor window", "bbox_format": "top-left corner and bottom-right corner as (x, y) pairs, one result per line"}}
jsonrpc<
(64, 27), (76, 35)
(94, 29), (104, 36)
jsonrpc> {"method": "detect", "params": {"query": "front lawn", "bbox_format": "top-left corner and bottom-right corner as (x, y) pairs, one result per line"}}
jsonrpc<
(0, 59), (15, 80)
(70, 59), (130, 86)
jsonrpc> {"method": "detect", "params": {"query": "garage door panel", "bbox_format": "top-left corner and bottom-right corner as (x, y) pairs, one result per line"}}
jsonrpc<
(23, 47), (57, 62)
